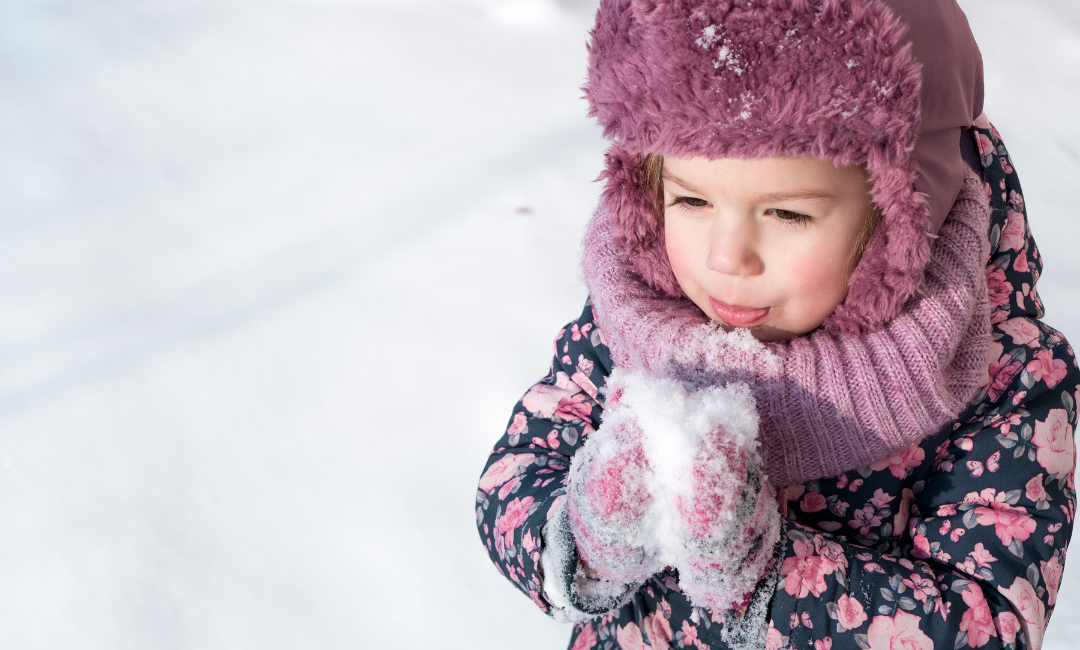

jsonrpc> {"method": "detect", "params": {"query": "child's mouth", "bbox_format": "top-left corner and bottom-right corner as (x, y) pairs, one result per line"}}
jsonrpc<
(708, 298), (770, 328)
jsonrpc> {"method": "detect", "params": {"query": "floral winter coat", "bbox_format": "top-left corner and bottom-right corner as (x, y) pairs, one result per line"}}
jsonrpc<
(475, 125), (1078, 650)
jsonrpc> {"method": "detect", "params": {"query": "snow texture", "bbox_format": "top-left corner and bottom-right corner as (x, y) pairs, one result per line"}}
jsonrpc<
(2, 0), (1080, 648)
(565, 368), (777, 612)
(616, 369), (759, 548)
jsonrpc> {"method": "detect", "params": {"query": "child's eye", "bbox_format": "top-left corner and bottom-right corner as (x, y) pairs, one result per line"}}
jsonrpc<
(668, 196), (711, 209)
(767, 208), (812, 224)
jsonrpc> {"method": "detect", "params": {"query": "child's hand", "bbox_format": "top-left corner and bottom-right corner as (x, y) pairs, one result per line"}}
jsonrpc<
(670, 424), (781, 612)
(562, 368), (782, 613)
(564, 387), (662, 585)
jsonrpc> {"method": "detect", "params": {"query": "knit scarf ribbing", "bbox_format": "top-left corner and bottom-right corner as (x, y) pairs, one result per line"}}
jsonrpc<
(582, 171), (992, 486)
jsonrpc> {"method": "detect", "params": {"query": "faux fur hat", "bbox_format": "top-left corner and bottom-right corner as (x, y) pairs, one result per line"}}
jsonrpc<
(584, 0), (984, 334)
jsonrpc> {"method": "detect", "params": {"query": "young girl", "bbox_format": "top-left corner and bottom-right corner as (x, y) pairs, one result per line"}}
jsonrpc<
(476, 1), (1078, 648)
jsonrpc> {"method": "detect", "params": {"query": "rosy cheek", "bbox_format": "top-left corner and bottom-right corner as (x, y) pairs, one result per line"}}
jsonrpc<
(788, 253), (851, 308)
(665, 228), (700, 293)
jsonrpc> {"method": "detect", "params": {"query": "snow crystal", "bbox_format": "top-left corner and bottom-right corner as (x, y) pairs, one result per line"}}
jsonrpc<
(697, 25), (723, 49)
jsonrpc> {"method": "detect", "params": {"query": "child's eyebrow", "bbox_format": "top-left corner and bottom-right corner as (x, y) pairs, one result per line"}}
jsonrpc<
(755, 189), (837, 202)
(661, 170), (709, 196)
(662, 170), (836, 202)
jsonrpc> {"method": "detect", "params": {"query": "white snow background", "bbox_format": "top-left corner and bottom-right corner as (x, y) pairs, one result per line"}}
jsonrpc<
(1, 0), (1078, 647)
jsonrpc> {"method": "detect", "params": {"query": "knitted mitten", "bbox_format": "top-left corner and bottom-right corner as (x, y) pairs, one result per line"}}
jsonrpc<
(671, 422), (782, 612)
(564, 385), (661, 585)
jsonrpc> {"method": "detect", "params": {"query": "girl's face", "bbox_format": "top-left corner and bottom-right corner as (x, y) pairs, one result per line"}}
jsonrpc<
(663, 155), (873, 342)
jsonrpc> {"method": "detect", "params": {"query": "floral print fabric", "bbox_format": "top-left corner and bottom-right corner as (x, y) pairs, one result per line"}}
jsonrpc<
(475, 126), (1077, 650)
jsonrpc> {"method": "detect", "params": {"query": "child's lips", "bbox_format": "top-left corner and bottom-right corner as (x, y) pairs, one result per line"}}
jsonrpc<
(708, 297), (770, 327)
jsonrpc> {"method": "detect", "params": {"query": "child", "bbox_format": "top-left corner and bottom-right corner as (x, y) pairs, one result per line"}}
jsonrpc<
(476, 1), (1078, 648)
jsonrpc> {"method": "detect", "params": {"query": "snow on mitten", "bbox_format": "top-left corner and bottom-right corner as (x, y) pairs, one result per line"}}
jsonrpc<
(564, 371), (663, 585)
(617, 371), (782, 612)
(667, 385), (782, 613)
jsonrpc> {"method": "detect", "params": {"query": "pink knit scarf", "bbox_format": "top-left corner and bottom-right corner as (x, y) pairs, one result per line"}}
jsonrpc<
(582, 172), (992, 487)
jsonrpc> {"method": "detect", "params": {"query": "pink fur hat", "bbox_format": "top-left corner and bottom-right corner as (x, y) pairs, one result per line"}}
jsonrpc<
(584, 0), (984, 334)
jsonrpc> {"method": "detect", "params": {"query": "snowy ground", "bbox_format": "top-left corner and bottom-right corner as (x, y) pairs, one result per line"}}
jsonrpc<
(1, 1), (1078, 648)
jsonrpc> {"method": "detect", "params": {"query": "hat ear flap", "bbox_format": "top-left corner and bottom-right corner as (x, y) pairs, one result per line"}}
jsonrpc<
(599, 145), (684, 298)
(827, 156), (931, 334)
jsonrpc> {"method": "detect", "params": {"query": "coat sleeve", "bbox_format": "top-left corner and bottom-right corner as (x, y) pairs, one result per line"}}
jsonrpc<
(475, 301), (612, 614)
(767, 321), (1078, 650)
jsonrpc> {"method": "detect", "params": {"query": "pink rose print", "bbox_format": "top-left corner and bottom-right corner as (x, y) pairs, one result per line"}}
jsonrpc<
(814, 638), (832, 650)
(554, 392), (593, 422)
(1014, 253), (1030, 274)
(976, 131), (994, 159)
(849, 504), (883, 536)
(869, 444), (925, 479)
(1009, 189), (1024, 211)
(1027, 350), (1068, 388)
(963, 488), (997, 506)
(571, 371), (599, 399)
(959, 586), (998, 648)
(998, 210), (1026, 252)
(904, 573), (938, 606)
(894, 488), (915, 537)
(970, 543), (997, 568)
(998, 577), (1046, 650)
(975, 500), (1036, 546)
(1032, 408), (1076, 478)
(999, 318), (1042, 348)
(986, 268), (1014, 310)
(765, 624), (784, 650)
(868, 489), (894, 510)
(522, 530), (537, 554)
(507, 411), (528, 438)
(643, 611), (673, 647)
(680, 620), (699, 647)
(815, 536), (849, 574)
(987, 342), (1025, 402)
(801, 492), (827, 513)
(1041, 555), (1064, 606)
(1025, 474), (1049, 503)
(996, 611), (1020, 646)
(493, 496), (534, 560)
(866, 610), (933, 650)
(912, 534), (931, 559)
(835, 593), (868, 630)
(571, 624), (598, 650)
(479, 454), (536, 493)
(546, 494), (567, 522)
(522, 376), (581, 418)
(615, 622), (653, 650)
(498, 474), (523, 500)
(780, 539), (829, 598)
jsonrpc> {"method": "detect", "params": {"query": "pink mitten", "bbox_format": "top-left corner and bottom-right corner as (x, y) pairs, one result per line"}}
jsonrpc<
(564, 382), (662, 585)
(671, 404), (781, 612)
(608, 370), (781, 612)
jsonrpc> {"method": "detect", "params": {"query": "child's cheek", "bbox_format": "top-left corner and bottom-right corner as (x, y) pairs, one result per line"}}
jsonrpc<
(665, 225), (706, 297)
(787, 249), (851, 313)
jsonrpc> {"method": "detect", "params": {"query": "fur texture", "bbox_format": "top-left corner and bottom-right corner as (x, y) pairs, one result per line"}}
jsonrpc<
(584, 0), (981, 333)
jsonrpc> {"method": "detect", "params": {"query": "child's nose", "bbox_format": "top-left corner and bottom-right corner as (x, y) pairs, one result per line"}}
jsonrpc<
(705, 221), (764, 277)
